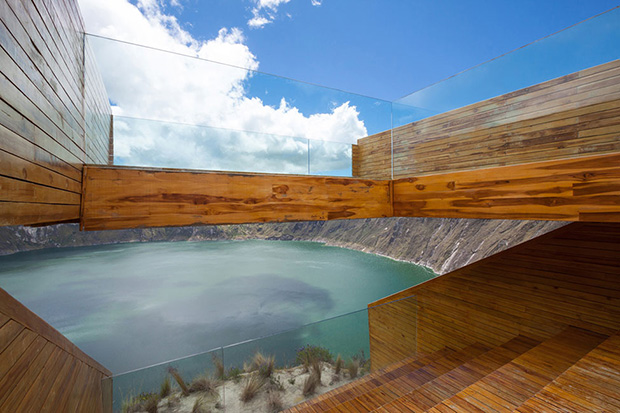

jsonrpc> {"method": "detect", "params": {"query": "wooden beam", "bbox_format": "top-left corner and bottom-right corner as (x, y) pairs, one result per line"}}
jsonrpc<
(393, 152), (620, 221)
(81, 166), (393, 231)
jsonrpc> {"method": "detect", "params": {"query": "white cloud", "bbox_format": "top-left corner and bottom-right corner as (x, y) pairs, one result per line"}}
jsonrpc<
(311, 0), (322, 6)
(79, 0), (366, 174)
(247, 0), (290, 29)
(248, 15), (272, 28)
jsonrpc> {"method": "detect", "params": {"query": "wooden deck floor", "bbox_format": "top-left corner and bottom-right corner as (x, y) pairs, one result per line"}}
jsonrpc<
(286, 327), (620, 412)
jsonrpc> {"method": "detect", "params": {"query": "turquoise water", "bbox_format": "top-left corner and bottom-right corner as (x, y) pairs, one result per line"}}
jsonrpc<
(0, 240), (434, 374)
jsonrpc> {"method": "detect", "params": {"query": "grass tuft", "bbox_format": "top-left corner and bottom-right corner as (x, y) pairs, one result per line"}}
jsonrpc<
(310, 358), (322, 382)
(246, 352), (275, 378)
(168, 367), (189, 396)
(296, 345), (333, 371)
(212, 354), (225, 380)
(143, 395), (159, 413)
(192, 397), (209, 413)
(240, 373), (266, 403)
(226, 367), (243, 383)
(302, 371), (320, 397)
(189, 374), (216, 394)
(346, 359), (359, 379)
(266, 389), (283, 412)
(334, 354), (343, 375)
(159, 376), (171, 399)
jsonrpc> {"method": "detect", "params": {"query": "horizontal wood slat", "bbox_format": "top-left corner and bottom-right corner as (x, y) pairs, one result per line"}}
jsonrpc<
(81, 166), (393, 230)
(0, 0), (111, 227)
(354, 60), (620, 180)
(368, 222), (620, 372)
(393, 152), (620, 221)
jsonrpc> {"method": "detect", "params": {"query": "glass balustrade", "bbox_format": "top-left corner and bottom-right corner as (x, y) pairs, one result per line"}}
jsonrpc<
(393, 6), (620, 127)
(105, 295), (417, 412)
(87, 34), (392, 178)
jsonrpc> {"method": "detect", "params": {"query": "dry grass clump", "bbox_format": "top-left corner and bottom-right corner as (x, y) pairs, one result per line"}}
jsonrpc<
(302, 371), (321, 396)
(240, 373), (266, 403)
(347, 359), (360, 379)
(245, 352), (275, 378)
(266, 389), (283, 412)
(189, 374), (216, 394)
(168, 367), (189, 396)
(122, 393), (159, 413)
(192, 397), (209, 413)
(160, 376), (171, 398)
(143, 395), (159, 413)
(310, 358), (322, 382)
(334, 354), (343, 375)
(212, 354), (225, 380)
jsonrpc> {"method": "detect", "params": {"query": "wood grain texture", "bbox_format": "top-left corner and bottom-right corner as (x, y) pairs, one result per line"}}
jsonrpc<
(368, 222), (620, 372)
(515, 332), (620, 413)
(0, 0), (111, 227)
(81, 165), (392, 230)
(0, 287), (109, 412)
(288, 327), (617, 413)
(354, 60), (620, 180)
(393, 152), (620, 221)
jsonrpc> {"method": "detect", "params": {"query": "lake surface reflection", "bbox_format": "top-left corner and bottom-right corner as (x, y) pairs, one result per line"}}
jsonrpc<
(0, 240), (434, 373)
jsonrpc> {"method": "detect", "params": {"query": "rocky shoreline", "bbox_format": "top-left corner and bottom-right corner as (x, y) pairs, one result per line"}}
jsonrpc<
(0, 218), (564, 274)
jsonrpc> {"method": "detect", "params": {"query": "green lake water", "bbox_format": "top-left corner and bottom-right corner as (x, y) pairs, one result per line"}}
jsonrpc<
(0, 240), (434, 375)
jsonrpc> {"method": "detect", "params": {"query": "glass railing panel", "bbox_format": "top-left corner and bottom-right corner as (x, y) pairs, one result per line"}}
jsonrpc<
(106, 347), (225, 412)
(221, 309), (370, 412)
(367, 294), (418, 371)
(101, 293), (419, 412)
(113, 116), (310, 174)
(308, 139), (353, 176)
(87, 34), (393, 178)
(393, 6), (620, 127)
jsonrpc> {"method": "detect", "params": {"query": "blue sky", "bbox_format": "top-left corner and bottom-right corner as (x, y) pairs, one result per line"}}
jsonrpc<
(158, 0), (620, 100)
(80, 0), (619, 174)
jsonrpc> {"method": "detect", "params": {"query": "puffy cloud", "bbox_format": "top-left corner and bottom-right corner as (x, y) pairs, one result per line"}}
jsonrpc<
(311, 0), (322, 6)
(79, 0), (366, 174)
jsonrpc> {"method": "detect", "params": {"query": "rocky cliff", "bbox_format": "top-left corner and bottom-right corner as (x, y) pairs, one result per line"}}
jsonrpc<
(0, 218), (565, 274)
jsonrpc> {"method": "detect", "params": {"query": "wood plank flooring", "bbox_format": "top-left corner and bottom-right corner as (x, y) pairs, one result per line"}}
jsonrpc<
(286, 327), (618, 412)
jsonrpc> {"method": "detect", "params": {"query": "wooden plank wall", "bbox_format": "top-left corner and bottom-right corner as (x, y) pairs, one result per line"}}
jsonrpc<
(368, 222), (620, 371)
(81, 166), (393, 231)
(0, 287), (111, 412)
(351, 130), (392, 180)
(354, 60), (620, 179)
(0, 0), (111, 227)
(393, 152), (620, 222)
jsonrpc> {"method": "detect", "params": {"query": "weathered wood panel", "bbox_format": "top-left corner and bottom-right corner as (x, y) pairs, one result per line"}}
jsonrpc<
(0, 287), (111, 412)
(353, 130), (391, 180)
(368, 222), (620, 371)
(393, 152), (620, 221)
(354, 60), (620, 179)
(0, 0), (111, 227)
(81, 166), (393, 230)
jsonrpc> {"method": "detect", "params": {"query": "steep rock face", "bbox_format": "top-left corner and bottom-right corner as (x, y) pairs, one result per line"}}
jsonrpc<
(0, 218), (565, 274)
